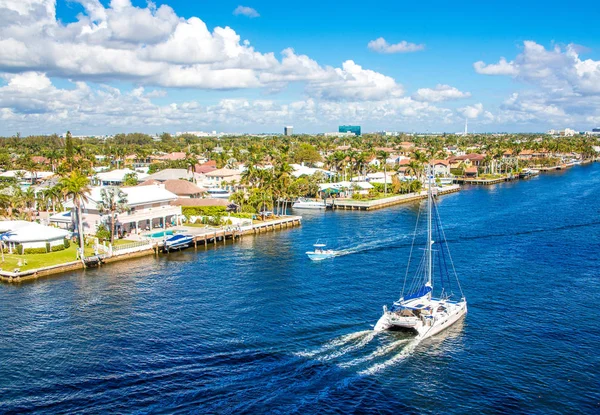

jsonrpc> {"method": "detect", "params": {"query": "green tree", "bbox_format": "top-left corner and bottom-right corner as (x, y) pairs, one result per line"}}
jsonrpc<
(122, 172), (138, 187)
(97, 186), (130, 244)
(60, 171), (91, 256)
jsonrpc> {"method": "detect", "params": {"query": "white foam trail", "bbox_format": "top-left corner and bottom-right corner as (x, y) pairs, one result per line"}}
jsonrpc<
(358, 338), (421, 376)
(293, 330), (371, 358)
(316, 332), (376, 362)
(333, 234), (409, 258)
(338, 337), (411, 368)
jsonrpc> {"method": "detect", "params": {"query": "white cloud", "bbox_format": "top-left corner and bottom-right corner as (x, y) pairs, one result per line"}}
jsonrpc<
(473, 41), (600, 127)
(473, 58), (518, 76)
(412, 84), (471, 102)
(458, 103), (484, 119)
(0, 0), (409, 100)
(367, 37), (425, 54)
(474, 41), (600, 95)
(0, 72), (452, 134)
(233, 5), (259, 18)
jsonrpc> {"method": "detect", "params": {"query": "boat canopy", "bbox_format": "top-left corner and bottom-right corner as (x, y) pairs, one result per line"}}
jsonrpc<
(404, 285), (433, 301)
(313, 243), (326, 247)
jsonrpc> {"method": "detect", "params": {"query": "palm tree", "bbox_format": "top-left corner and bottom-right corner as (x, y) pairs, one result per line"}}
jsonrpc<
(376, 150), (389, 195)
(97, 186), (130, 244)
(60, 171), (91, 256)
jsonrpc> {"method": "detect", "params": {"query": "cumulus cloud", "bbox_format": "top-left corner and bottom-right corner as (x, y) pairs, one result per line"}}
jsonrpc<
(457, 103), (484, 119)
(412, 84), (471, 102)
(367, 37), (425, 54)
(233, 5), (259, 18)
(473, 41), (600, 127)
(0, 72), (453, 134)
(473, 58), (518, 76)
(0, 0), (406, 99)
(474, 41), (600, 95)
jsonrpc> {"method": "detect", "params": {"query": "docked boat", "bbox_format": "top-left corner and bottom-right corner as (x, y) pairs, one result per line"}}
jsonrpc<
(164, 233), (194, 251)
(374, 166), (467, 340)
(519, 168), (540, 178)
(306, 243), (337, 261)
(206, 188), (231, 198)
(438, 177), (454, 185)
(292, 198), (326, 209)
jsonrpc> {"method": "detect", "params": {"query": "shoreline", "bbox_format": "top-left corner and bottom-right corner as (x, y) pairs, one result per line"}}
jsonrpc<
(0, 216), (302, 284)
(2, 162), (596, 284)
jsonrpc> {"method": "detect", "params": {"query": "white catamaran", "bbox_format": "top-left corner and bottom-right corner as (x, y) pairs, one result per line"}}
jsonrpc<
(374, 166), (467, 339)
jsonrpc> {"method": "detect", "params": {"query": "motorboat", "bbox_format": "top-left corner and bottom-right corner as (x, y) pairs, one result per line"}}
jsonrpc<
(519, 168), (540, 178)
(374, 165), (467, 340)
(292, 198), (326, 209)
(164, 233), (194, 251)
(438, 177), (454, 185)
(306, 243), (337, 261)
(206, 188), (231, 198)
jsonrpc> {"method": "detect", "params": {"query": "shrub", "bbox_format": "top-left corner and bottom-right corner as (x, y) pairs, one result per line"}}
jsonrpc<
(16, 244), (23, 255)
(51, 244), (66, 252)
(64, 239), (70, 249)
(95, 224), (111, 241)
(46, 242), (51, 253)
(182, 206), (227, 217)
(24, 247), (48, 254)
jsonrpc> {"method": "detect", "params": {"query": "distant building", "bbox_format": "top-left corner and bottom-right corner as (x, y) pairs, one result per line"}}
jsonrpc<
(284, 126), (293, 136)
(593, 128), (600, 133)
(339, 125), (361, 136)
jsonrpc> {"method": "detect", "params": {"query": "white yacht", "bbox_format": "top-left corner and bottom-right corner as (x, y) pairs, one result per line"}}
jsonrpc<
(206, 188), (231, 199)
(292, 198), (326, 209)
(374, 166), (467, 340)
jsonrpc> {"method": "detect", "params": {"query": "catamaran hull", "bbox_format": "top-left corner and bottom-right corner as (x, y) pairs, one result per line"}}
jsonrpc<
(374, 302), (467, 340)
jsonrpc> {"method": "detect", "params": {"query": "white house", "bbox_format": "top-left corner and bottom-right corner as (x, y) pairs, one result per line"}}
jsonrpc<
(0, 221), (70, 252)
(63, 185), (181, 236)
(94, 169), (149, 186)
(203, 168), (242, 190)
(430, 160), (451, 176)
(290, 164), (335, 178)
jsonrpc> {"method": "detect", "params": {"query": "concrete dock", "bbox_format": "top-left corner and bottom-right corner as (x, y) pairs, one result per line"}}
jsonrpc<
(326, 185), (460, 211)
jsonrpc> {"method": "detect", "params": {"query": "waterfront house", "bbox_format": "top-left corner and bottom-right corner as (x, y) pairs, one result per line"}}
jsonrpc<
(430, 160), (451, 176)
(448, 154), (485, 169)
(0, 220), (70, 253)
(64, 185), (181, 236)
(144, 169), (196, 182)
(94, 169), (148, 186)
(151, 152), (188, 162)
(464, 167), (478, 178)
(139, 179), (207, 198)
(203, 168), (242, 191)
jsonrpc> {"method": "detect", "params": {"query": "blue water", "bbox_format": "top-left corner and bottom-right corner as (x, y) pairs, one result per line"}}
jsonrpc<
(1, 165), (600, 414)
(149, 230), (175, 238)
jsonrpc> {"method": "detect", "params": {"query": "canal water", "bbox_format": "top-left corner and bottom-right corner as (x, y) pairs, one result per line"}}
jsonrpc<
(1, 164), (599, 414)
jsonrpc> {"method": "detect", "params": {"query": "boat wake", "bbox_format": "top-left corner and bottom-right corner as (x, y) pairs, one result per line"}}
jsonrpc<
(294, 329), (418, 376)
(332, 234), (410, 258)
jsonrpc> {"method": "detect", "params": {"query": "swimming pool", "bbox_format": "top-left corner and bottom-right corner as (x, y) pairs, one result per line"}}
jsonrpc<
(149, 230), (175, 238)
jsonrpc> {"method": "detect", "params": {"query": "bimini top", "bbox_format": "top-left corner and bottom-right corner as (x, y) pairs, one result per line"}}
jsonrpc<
(313, 243), (326, 247)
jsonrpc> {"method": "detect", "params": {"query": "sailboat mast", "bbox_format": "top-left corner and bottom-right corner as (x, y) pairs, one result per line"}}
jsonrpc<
(427, 164), (433, 287)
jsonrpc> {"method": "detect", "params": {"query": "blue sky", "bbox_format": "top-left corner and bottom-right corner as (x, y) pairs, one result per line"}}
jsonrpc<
(1, 0), (599, 135)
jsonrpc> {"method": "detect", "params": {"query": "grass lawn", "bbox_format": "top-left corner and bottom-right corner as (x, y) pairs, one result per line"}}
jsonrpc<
(0, 244), (94, 273)
(111, 239), (136, 246)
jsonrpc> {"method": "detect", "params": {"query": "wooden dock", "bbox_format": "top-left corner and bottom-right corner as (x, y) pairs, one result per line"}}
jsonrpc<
(326, 185), (460, 211)
(454, 175), (517, 185)
(186, 215), (302, 248)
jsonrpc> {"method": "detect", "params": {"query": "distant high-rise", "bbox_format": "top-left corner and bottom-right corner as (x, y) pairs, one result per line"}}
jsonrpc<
(339, 125), (361, 136)
(284, 126), (293, 136)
